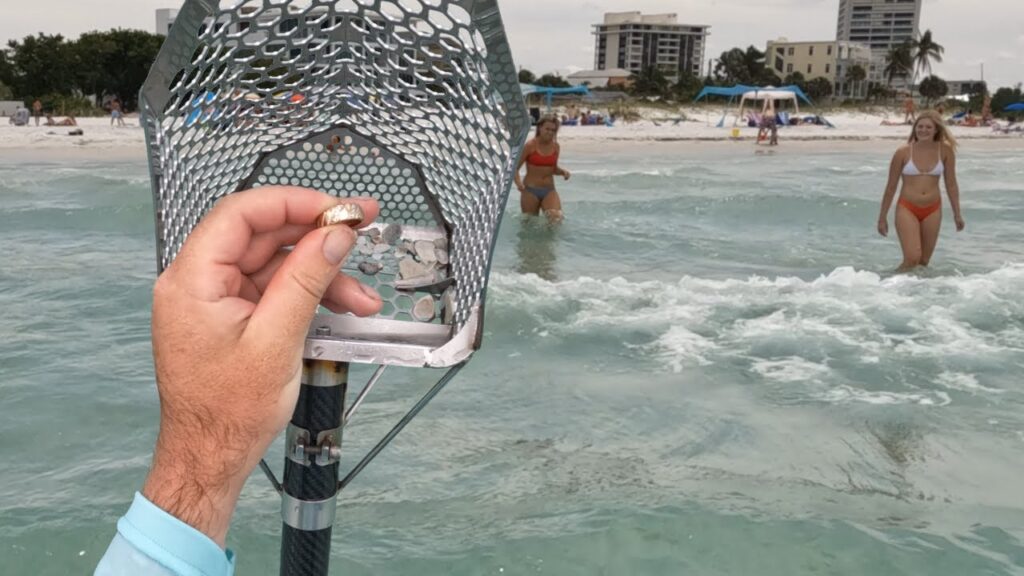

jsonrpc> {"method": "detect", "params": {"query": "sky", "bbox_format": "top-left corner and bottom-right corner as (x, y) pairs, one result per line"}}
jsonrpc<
(3, 0), (1022, 89)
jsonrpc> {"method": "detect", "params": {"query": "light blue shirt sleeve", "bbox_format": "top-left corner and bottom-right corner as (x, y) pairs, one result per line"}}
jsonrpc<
(94, 492), (235, 576)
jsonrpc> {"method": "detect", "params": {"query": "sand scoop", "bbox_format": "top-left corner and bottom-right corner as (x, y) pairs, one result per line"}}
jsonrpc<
(141, 0), (528, 573)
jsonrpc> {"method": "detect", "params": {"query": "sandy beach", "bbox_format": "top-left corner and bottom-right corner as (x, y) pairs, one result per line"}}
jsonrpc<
(2, 108), (1022, 163)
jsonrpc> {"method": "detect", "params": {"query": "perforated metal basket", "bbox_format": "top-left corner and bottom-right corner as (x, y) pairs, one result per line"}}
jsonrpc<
(141, 0), (529, 367)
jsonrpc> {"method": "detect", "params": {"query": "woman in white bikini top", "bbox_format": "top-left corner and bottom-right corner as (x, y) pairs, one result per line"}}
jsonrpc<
(877, 110), (965, 272)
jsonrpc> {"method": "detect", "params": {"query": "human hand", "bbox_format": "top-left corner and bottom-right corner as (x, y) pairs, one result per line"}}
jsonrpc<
(561, 169), (571, 181)
(516, 182), (526, 193)
(141, 187), (382, 546)
(955, 214), (965, 231)
(877, 218), (888, 237)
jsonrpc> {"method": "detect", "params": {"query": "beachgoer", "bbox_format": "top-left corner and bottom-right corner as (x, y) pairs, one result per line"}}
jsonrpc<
(768, 115), (779, 146)
(903, 95), (916, 124)
(32, 99), (42, 126)
(110, 98), (126, 127)
(981, 94), (993, 125)
(877, 110), (964, 271)
(46, 113), (78, 127)
(94, 188), (383, 575)
(513, 114), (570, 223)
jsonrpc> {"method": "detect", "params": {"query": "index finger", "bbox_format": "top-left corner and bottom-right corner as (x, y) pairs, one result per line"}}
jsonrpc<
(177, 186), (380, 269)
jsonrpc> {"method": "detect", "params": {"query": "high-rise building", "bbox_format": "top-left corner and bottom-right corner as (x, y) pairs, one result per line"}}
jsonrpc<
(592, 12), (709, 81)
(836, 0), (922, 85)
(156, 9), (178, 35)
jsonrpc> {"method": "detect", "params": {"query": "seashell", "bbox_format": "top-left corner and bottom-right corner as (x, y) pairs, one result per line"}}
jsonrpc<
(358, 261), (383, 275)
(411, 295), (436, 322)
(415, 240), (437, 263)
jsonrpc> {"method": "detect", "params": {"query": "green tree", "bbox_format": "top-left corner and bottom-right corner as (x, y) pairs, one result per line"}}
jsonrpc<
(991, 84), (1023, 117)
(518, 68), (536, 84)
(629, 65), (670, 97)
(805, 77), (833, 101)
(77, 29), (163, 110)
(5, 33), (77, 98)
(713, 46), (770, 85)
(72, 31), (118, 105)
(844, 64), (867, 98)
(917, 75), (948, 105)
(0, 81), (12, 99)
(884, 42), (913, 87)
(912, 30), (944, 81)
(673, 70), (703, 101)
(0, 50), (14, 93)
(868, 82), (895, 103)
(534, 73), (570, 88)
(783, 71), (806, 89)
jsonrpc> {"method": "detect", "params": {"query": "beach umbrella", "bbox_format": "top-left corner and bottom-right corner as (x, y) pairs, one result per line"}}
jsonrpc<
(1004, 102), (1024, 112)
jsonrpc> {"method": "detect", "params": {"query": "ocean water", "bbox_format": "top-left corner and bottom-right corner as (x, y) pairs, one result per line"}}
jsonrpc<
(2, 142), (1023, 575)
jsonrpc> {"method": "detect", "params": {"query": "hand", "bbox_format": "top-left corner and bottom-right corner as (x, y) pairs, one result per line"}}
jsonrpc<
(141, 187), (382, 546)
(877, 218), (888, 237)
(561, 169), (571, 181)
(516, 183), (526, 193)
(954, 214), (965, 231)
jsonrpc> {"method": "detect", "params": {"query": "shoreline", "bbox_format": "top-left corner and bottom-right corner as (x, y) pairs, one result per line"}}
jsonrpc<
(2, 114), (1022, 164)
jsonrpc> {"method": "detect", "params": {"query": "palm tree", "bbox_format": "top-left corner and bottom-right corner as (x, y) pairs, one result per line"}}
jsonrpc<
(912, 30), (944, 80)
(844, 64), (867, 99)
(884, 42), (913, 87)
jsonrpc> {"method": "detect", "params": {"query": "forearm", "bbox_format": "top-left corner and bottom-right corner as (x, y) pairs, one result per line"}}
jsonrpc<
(946, 185), (962, 215)
(141, 416), (259, 547)
(878, 186), (898, 219)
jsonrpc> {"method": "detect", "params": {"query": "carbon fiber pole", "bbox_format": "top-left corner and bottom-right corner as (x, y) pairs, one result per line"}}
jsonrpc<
(280, 359), (346, 576)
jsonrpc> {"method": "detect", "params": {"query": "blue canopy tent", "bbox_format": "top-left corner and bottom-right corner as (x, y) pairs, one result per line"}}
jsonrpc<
(1004, 102), (1024, 112)
(520, 83), (590, 112)
(695, 84), (814, 127)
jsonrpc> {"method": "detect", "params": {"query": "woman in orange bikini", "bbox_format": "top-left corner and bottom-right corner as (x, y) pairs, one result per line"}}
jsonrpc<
(514, 115), (571, 223)
(877, 110), (964, 271)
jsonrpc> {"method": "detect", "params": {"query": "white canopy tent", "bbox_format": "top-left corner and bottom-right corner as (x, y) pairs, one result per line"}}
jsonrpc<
(735, 90), (801, 126)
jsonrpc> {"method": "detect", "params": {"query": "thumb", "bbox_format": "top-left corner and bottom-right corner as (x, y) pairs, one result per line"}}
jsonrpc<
(247, 225), (356, 345)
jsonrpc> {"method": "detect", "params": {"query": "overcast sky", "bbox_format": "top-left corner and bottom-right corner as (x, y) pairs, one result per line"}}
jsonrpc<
(3, 0), (1022, 89)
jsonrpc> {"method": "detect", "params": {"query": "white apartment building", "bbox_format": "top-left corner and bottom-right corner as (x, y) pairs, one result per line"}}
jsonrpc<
(156, 9), (178, 35)
(592, 12), (709, 81)
(836, 0), (922, 86)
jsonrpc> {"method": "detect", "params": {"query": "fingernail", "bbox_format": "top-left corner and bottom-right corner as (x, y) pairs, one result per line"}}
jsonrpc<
(358, 282), (380, 302)
(322, 227), (354, 265)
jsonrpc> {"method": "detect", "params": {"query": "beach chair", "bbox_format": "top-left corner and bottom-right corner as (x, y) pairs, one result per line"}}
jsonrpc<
(11, 108), (29, 126)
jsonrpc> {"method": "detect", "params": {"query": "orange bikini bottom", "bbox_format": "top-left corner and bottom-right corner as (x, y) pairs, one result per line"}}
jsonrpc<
(898, 198), (941, 221)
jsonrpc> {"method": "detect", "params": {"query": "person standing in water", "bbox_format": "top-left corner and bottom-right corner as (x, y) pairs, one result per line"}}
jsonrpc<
(514, 115), (570, 223)
(877, 110), (964, 271)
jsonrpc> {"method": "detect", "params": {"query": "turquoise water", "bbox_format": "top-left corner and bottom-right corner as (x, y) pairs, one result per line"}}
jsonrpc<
(2, 143), (1023, 575)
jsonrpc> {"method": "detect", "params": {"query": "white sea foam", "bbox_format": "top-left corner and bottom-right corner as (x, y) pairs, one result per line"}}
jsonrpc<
(935, 371), (1003, 394)
(751, 357), (831, 383)
(490, 264), (1024, 398)
(820, 386), (952, 407)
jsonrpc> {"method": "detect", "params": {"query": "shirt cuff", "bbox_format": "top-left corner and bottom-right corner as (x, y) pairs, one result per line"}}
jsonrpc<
(116, 492), (236, 576)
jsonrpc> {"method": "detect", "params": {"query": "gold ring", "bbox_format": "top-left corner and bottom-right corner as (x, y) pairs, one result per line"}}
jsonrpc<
(316, 203), (365, 228)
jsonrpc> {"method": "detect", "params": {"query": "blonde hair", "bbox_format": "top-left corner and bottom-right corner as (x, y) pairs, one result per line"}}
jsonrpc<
(535, 114), (559, 137)
(909, 110), (957, 151)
